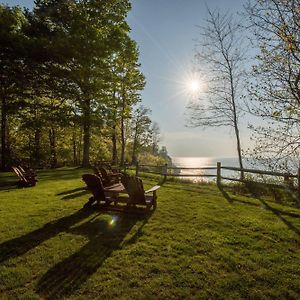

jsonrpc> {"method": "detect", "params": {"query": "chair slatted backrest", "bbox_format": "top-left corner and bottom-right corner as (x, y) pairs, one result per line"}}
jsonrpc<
(18, 165), (36, 180)
(96, 161), (116, 173)
(93, 167), (103, 180)
(18, 166), (26, 174)
(12, 166), (28, 184)
(82, 174), (106, 202)
(99, 167), (109, 179)
(18, 165), (33, 176)
(94, 167), (112, 186)
(121, 174), (146, 205)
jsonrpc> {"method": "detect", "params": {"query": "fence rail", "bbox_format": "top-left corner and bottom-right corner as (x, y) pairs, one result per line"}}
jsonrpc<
(124, 161), (300, 206)
(222, 166), (297, 178)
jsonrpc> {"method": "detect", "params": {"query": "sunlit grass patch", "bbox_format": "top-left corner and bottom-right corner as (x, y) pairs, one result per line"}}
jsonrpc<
(0, 168), (300, 299)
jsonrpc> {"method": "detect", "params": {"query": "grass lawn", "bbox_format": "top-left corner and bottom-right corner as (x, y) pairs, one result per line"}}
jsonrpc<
(0, 168), (300, 299)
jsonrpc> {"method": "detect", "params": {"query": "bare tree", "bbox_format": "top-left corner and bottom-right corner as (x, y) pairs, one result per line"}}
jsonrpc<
(186, 8), (247, 179)
(245, 0), (300, 170)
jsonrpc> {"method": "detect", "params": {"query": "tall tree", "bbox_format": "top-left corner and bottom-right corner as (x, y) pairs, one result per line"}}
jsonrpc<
(186, 8), (247, 179)
(115, 39), (145, 166)
(0, 1), (148, 169)
(246, 0), (300, 169)
(130, 106), (152, 164)
(0, 5), (28, 170)
(33, 0), (132, 167)
(150, 122), (161, 156)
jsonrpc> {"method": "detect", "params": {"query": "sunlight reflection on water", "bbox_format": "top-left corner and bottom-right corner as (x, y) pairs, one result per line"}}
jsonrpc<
(171, 156), (297, 183)
(172, 156), (239, 182)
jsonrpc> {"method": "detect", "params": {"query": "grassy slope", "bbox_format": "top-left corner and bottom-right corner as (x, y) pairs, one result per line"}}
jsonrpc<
(0, 168), (299, 299)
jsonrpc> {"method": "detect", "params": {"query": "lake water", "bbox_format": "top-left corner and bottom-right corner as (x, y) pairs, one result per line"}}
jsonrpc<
(172, 157), (240, 168)
(171, 156), (298, 183)
(171, 156), (246, 182)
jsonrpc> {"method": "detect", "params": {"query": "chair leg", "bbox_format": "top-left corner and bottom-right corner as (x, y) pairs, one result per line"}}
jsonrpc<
(152, 198), (157, 211)
(84, 196), (95, 208)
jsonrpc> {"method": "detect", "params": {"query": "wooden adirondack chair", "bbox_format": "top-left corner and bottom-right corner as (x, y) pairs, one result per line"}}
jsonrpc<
(119, 174), (160, 211)
(18, 165), (37, 183)
(94, 166), (121, 187)
(12, 166), (37, 187)
(95, 161), (120, 174)
(18, 165), (36, 176)
(82, 174), (115, 207)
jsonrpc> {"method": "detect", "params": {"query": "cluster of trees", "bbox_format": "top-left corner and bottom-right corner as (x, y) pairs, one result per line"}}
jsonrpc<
(0, 1), (164, 171)
(187, 0), (300, 173)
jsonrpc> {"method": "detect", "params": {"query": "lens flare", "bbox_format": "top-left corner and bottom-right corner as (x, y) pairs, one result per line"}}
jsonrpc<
(109, 215), (118, 226)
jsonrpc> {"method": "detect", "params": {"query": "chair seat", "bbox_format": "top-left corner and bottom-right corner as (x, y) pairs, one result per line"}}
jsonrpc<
(104, 183), (125, 193)
(116, 194), (154, 205)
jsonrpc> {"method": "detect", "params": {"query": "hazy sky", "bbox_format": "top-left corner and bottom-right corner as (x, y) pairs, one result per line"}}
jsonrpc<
(127, 0), (249, 158)
(3, 0), (251, 158)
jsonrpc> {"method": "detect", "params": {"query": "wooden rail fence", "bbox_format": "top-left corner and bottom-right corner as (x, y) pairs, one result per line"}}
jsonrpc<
(124, 161), (300, 206)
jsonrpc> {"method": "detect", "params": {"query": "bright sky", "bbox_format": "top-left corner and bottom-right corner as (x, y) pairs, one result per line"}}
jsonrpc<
(4, 0), (251, 158)
(127, 0), (251, 158)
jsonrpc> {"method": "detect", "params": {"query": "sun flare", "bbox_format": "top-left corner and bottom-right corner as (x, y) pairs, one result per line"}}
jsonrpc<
(165, 66), (206, 101)
(183, 74), (204, 96)
(187, 80), (201, 93)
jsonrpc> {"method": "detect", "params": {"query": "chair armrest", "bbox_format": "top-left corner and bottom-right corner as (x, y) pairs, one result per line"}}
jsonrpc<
(107, 173), (121, 178)
(145, 185), (160, 193)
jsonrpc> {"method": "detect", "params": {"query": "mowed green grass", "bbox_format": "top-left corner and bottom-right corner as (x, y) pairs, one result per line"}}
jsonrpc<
(0, 168), (300, 299)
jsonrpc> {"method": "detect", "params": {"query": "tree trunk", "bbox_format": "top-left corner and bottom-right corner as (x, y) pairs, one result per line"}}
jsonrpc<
(78, 128), (82, 165)
(49, 127), (57, 169)
(120, 94), (126, 166)
(112, 124), (118, 164)
(229, 69), (244, 180)
(111, 90), (118, 165)
(131, 125), (138, 165)
(82, 99), (91, 167)
(234, 124), (244, 180)
(34, 123), (41, 168)
(1, 95), (8, 171)
(72, 128), (77, 166)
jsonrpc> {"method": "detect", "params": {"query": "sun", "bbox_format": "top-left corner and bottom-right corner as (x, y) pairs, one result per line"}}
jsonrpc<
(167, 66), (206, 101)
(184, 76), (203, 96)
(187, 80), (201, 93)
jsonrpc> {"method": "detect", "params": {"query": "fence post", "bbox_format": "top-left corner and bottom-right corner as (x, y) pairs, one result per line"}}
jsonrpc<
(135, 161), (139, 176)
(217, 162), (221, 187)
(161, 163), (168, 182)
(297, 167), (300, 207)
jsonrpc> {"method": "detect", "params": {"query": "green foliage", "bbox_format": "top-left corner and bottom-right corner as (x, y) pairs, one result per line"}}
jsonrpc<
(228, 175), (298, 206)
(0, 1), (153, 170)
(138, 152), (167, 166)
(246, 0), (300, 168)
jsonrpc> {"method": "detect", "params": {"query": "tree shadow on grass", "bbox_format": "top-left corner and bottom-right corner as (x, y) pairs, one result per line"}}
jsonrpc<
(161, 184), (200, 193)
(36, 212), (151, 299)
(257, 197), (300, 236)
(37, 173), (83, 182)
(37, 168), (89, 182)
(218, 185), (300, 237)
(61, 190), (90, 200)
(0, 183), (17, 191)
(0, 209), (94, 264)
(57, 187), (86, 196)
(55, 187), (90, 200)
(0, 175), (18, 191)
(218, 185), (234, 204)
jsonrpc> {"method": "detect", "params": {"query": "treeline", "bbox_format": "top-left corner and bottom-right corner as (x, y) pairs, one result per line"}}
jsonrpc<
(0, 1), (165, 171)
